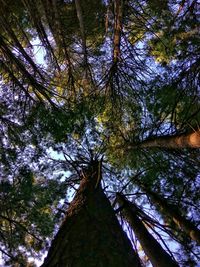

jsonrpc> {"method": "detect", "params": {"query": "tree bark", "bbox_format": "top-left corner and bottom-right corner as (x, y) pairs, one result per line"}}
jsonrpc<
(141, 186), (200, 244)
(116, 193), (179, 267)
(113, 0), (123, 63)
(137, 130), (200, 149)
(75, 0), (87, 65)
(41, 160), (141, 267)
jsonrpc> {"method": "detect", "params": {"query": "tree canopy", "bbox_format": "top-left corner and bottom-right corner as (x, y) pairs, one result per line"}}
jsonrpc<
(0, 0), (199, 266)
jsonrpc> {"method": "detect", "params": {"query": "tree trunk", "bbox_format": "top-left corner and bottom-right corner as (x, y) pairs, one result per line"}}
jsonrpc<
(116, 193), (179, 267)
(41, 160), (141, 267)
(141, 186), (200, 244)
(113, 0), (123, 63)
(75, 0), (87, 65)
(137, 130), (200, 149)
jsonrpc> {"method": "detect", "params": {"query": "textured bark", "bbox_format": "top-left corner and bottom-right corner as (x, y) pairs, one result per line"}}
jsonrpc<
(113, 0), (123, 62)
(41, 160), (141, 267)
(116, 193), (179, 267)
(142, 187), (200, 244)
(137, 130), (200, 149)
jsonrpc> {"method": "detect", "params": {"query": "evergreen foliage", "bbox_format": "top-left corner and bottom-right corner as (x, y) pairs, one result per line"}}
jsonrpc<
(0, 0), (199, 266)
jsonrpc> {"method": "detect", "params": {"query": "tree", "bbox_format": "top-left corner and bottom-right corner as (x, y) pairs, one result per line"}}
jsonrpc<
(138, 183), (200, 244)
(116, 193), (179, 267)
(0, 0), (199, 266)
(41, 160), (141, 267)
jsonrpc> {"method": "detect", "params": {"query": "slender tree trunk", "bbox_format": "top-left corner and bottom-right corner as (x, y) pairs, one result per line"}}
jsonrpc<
(75, 0), (87, 66)
(137, 130), (200, 149)
(113, 0), (123, 63)
(116, 193), (179, 267)
(41, 160), (141, 267)
(141, 186), (200, 244)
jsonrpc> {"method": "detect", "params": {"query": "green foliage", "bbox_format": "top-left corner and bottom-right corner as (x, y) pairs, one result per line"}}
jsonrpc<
(0, 0), (199, 266)
(0, 166), (68, 264)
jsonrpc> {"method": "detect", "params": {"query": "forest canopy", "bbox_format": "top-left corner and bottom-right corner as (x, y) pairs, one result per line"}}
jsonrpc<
(0, 0), (199, 266)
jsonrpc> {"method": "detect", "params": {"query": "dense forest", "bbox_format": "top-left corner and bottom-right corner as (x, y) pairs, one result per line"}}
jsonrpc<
(0, 0), (199, 266)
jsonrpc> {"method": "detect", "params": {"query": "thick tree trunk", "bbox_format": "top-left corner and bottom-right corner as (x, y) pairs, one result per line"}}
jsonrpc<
(142, 186), (200, 244)
(137, 130), (200, 149)
(41, 160), (141, 267)
(116, 193), (179, 267)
